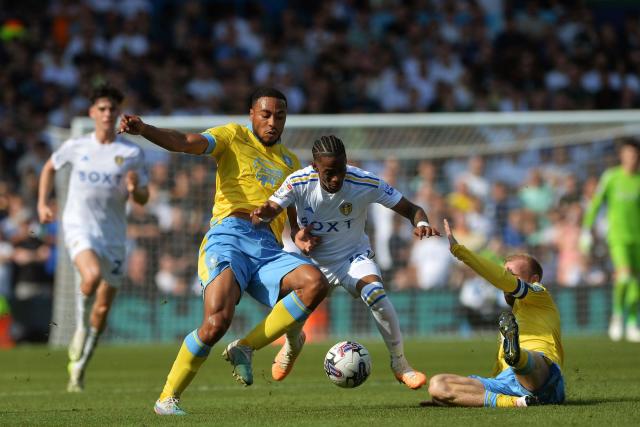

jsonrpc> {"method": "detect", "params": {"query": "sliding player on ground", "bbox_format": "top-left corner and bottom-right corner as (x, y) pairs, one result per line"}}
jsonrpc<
(251, 135), (439, 389)
(426, 219), (565, 407)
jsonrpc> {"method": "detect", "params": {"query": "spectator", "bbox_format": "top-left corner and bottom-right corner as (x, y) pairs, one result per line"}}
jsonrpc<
(395, 214), (453, 290)
(457, 155), (490, 201)
(10, 214), (52, 342)
(519, 168), (555, 214)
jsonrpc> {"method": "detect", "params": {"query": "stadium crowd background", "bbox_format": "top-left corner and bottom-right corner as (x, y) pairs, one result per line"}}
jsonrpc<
(1, 0), (639, 342)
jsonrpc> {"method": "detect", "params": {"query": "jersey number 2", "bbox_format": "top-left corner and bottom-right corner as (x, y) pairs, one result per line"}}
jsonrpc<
(111, 260), (123, 275)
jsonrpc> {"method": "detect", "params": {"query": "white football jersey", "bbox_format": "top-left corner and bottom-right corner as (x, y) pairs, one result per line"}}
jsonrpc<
(52, 132), (148, 246)
(269, 164), (402, 266)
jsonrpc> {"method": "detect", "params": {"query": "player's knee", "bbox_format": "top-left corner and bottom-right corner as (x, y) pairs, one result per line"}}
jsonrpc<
(200, 312), (232, 344)
(302, 267), (329, 300)
(428, 375), (453, 401)
(82, 269), (102, 290)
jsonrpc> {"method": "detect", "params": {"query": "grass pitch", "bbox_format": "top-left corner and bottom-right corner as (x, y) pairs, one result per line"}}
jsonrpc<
(1, 336), (639, 426)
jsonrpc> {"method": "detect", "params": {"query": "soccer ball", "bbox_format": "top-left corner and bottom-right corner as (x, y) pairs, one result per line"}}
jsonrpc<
(324, 341), (372, 388)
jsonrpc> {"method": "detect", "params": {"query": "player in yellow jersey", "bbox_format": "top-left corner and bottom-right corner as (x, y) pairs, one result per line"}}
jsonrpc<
(426, 219), (565, 407)
(119, 87), (329, 415)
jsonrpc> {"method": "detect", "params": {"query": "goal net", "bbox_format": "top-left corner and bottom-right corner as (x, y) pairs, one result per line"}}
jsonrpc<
(48, 111), (640, 346)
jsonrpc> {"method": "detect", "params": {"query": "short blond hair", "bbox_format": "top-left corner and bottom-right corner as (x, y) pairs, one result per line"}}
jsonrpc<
(504, 253), (543, 280)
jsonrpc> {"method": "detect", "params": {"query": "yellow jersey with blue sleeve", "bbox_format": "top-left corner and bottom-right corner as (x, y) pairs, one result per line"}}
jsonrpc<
(450, 244), (564, 373)
(200, 123), (300, 242)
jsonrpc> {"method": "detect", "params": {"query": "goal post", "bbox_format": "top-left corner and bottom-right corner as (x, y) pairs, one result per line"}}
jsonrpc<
(47, 110), (640, 346)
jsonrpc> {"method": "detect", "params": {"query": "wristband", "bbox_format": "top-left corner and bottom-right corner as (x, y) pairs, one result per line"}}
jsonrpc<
(416, 221), (430, 228)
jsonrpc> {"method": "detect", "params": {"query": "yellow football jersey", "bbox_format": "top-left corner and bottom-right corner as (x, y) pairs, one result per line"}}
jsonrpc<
(450, 244), (564, 373)
(201, 123), (300, 242)
(495, 282), (563, 373)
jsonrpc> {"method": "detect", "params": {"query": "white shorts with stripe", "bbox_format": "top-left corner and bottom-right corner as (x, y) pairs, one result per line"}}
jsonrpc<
(317, 248), (382, 298)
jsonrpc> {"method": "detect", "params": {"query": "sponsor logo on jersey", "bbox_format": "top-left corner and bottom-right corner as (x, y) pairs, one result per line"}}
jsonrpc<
(253, 158), (284, 188)
(78, 171), (123, 185)
(114, 155), (124, 166)
(339, 202), (352, 216)
(81, 155), (89, 162)
(300, 217), (352, 232)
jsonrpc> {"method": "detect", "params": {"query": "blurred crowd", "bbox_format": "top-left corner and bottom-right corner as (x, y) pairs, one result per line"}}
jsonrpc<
(363, 144), (616, 328)
(1, 0), (639, 340)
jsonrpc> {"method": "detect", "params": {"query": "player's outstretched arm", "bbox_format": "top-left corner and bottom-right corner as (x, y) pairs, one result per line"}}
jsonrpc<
(391, 197), (440, 239)
(118, 114), (208, 155)
(443, 219), (518, 293)
(37, 158), (56, 224)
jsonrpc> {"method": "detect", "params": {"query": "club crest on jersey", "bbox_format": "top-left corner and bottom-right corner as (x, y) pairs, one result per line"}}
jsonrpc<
(114, 155), (124, 166)
(339, 202), (352, 216)
(282, 154), (293, 168)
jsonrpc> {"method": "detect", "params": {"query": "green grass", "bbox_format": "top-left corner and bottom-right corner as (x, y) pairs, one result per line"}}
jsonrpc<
(1, 337), (639, 426)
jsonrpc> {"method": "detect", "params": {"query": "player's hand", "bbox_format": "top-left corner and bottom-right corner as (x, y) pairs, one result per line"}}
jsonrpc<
(37, 203), (54, 224)
(250, 202), (278, 226)
(579, 229), (593, 255)
(118, 114), (145, 135)
(294, 225), (321, 255)
(414, 223), (441, 240)
(443, 218), (458, 250)
(126, 170), (139, 193)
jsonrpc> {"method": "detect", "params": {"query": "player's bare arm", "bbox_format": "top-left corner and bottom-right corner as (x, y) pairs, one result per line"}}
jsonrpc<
(292, 225), (321, 255)
(37, 158), (57, 224)
(287, 206), (300, 238)
(250, 200), (283, 225)
(391, 197), (440, 239)
(118, 114), (209, 155)
(285, 206), (321, 254)
(126, 170), (150, 205)
(250, 202), (320, 254)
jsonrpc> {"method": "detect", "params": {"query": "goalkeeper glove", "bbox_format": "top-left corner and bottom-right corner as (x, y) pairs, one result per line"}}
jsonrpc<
(579, 229), (593, 255)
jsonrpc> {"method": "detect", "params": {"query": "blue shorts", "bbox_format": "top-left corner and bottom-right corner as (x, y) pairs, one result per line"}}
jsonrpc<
(198, 217), (312, 307)
(470, 360), (565, 404)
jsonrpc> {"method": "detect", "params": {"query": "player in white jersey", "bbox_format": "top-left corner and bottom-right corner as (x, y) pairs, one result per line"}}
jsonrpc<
(37, 84), (149, 392)
(251, 135), (440, 389)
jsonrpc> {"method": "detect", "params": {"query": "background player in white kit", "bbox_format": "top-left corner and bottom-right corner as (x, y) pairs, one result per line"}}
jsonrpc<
(37, 84), (149, 392)
(252, 135), (440, 389)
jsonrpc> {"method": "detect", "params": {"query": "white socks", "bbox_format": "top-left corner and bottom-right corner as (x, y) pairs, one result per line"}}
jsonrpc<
(360, 282), (404, 359)
(284, 321), (305, 353)
(70, 274), (97, 366)
(76, 327), (100, 371)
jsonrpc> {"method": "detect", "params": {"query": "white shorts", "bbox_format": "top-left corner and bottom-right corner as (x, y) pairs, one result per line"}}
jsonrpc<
(318, 249), (382, 298)
(64, 230), (126, 288)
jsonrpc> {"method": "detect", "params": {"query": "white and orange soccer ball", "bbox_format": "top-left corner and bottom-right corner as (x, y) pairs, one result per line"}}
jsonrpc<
(324, 341), (372, 388)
